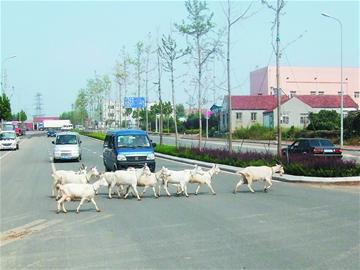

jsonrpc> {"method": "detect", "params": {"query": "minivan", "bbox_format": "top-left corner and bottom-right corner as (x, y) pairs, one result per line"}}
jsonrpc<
(52, 131), (82, 162)
(103, 129), (156, 172)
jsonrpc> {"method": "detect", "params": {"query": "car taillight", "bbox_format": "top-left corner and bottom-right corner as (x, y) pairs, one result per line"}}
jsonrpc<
(313, 147), (323, 154)
(334, 148), (342, 154)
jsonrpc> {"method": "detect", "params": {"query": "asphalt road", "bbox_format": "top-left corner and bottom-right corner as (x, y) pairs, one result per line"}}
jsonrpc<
(1, 133), (359, 269)
(149, 134), (360, 163)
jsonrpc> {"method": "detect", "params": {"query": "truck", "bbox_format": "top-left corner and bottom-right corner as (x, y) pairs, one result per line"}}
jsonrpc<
(43, 119), (71, 129)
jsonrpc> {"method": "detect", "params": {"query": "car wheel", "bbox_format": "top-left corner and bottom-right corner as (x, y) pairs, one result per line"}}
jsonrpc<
(53, 158), (57, 163)
(113, 164), (118, 172)
(16, 144), (19, 150)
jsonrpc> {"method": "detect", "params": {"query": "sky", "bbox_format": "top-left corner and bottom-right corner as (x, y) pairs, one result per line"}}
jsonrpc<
(1, 0), (359, 118)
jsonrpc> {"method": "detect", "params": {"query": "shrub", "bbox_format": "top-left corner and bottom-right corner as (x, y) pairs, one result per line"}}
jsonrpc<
(233, 124), (275, 140)
(155, 144), (360, 177)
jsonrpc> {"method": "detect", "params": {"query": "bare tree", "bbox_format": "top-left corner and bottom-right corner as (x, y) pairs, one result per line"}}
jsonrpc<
(224, 0), (259, 152)
(155, 45), (164, 145)
(176, 0), (222, 150)
(262, 0), (286, 158)
(159, 33), (190, 149)
(131, 41), (144, 129)
(114, 48), (130, 128)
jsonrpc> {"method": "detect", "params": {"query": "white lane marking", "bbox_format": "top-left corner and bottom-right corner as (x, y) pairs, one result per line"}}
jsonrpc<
(0, 151), (13, 160)
(0, 139), (27, 160)
(93, 151), (97, 154)
(100, 155), (103, 158)
(50, 157), (56, 173)
(0, 219), (62, 247)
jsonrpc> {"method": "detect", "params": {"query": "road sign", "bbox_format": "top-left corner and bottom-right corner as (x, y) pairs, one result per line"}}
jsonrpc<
(124, 97), (145, 109)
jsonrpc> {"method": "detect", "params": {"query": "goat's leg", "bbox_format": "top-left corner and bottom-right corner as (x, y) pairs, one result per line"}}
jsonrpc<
(91, 198), (101, 212)
(152, 186), (159, 198)
(140, 186), (148, 197)
(163, 181), (171, 197)
(195, 184), (201, 195)
(182, 183), (189, 197)
(108, 184), (113, 199)
(131, 185), (141, 201)
(76, 198), (86, 213)
(234, 180), (244, 193)
(57, 196), (66, 213)
(264, 177), (272, 192)
(247, 181), (255, 193)
(207, 182), (216, 195)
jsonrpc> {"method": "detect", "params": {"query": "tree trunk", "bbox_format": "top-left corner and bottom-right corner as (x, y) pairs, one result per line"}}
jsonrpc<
(171, 66), (179, 149)
(197, 36), (202, 150)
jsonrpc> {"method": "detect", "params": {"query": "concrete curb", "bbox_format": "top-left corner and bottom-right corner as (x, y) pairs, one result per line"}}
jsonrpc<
(155, 152), (360, 184)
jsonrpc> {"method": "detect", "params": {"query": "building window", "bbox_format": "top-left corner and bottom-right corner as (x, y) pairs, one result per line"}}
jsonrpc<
(318, 91), (324, 95)
(289, 91), (296, 98)
(300, 116), (308, 124)
(310, 91), (316, 95)
(251, 112), (257, 121)
(236, 112), (242, 121)
(281, 115), (289, 124)
(354, 91), (360, 98)
(338, 91), (342, 95)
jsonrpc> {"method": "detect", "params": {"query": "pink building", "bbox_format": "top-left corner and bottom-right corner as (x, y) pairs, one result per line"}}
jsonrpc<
(250, 66), (360, 106)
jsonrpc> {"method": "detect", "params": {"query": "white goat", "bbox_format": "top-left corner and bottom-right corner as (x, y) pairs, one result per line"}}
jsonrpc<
(120, 165), (158, 199)
(190, 164), (220, 195)
(52, 167), (100, 199)
(100, 167), (146, 201)
(56, 177), (108, 214)
(234, 164), (284, 193)
(159, 166), (202, 197)
(51, 165), (87, 197)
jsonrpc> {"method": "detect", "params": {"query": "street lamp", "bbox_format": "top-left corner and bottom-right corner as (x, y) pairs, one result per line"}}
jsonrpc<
(1, 55), (17, 94)
(321, 12), (343, 147)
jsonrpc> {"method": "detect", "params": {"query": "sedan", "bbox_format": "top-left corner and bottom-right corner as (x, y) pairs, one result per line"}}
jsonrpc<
(282, 138), (342, 158)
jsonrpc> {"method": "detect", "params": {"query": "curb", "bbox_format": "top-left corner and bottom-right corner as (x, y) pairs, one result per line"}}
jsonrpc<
(155, 152), (360, 184)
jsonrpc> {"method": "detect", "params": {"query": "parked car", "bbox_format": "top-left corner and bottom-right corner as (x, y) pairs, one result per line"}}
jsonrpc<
(52, 132), (82, 162)
(0, 131), (19, 150)
(47, 129), (57, 137)
(103, 129), (156, 172)
(282, 138), (342, 158)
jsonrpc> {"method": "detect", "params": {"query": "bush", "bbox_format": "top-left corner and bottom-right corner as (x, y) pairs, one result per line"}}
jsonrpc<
(80, 131), (105, 141)
(155, 144), (360, 177)
(233, 124), (275, 140)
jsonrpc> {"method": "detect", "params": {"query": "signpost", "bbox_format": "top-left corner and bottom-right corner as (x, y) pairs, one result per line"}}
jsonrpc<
(204, 110), (212, 139)
(124, 97), (145, 109)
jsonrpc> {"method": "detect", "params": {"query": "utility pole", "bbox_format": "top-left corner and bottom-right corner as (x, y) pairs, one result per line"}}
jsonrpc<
(156, 46), (163, 145)
(276, 0), (282, 158)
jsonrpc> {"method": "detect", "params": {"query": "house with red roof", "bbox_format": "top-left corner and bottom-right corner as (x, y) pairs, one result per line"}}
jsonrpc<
(220, 95), (288, 131)
(264, 95), (359, 128)
(221, 95), (359, 131)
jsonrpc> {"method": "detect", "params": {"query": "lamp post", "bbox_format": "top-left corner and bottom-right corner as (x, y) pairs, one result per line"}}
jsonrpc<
(1, 55), (17, 94)
(321, 12), (343, 147)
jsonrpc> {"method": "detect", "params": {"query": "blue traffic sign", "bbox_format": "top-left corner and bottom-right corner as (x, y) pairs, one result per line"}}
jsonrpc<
(124, 97), (145, 109)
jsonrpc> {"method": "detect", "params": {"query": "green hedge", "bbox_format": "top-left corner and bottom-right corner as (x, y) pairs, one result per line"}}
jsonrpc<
(81, 132), (360, 177)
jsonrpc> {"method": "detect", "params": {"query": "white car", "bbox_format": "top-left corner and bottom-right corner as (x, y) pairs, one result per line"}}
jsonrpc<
(0, 131), (19, 150)
(52, 132), (82, 162)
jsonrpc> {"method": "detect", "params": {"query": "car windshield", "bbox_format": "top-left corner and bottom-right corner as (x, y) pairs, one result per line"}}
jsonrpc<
(2, 124), (14, 131)
(56, 135), (78, 145)
(309, 139), (334, 147)
(116, 135), (150, 148)
(0, 132), (16, 140)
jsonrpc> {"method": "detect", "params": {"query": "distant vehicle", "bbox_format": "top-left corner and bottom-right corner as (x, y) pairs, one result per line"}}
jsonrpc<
(0, 131), (19, 150)
(61, 124), (73, 131)
(43, 119), (71, 129)
(75, 124), (85, 131)
(282, 138), (342, 158)
(52, 132), (82, 162)
(15, 122), (26, 136)
(1, 122), (15, 132)
(47, 129), (57, 137)
(103, 129), (156, 172)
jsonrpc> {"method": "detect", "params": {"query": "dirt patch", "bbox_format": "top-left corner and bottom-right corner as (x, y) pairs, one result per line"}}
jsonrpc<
(1, 229), (32, 242)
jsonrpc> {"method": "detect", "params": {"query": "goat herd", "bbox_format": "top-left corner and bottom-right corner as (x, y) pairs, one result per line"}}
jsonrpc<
(52, 163), (284, 214)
